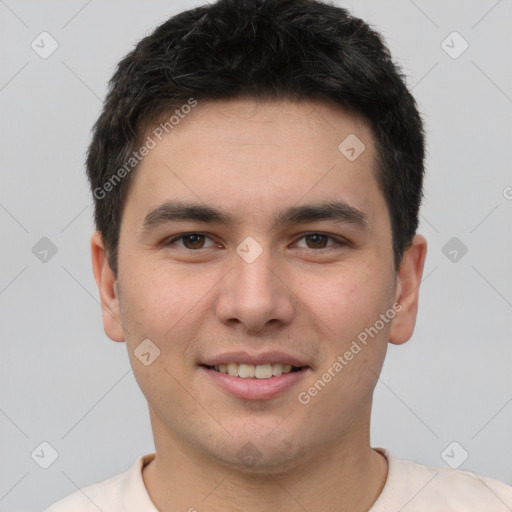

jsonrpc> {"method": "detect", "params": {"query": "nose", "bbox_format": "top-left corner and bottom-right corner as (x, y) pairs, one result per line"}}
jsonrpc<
(215, 244), (296, 333)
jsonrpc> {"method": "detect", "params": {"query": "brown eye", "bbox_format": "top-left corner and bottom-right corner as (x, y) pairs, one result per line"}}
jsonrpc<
(182, 234), (205, 249)
(304, 233), (329, 249)
(168, 233), (216, 250)
(295, 233), (343, 249)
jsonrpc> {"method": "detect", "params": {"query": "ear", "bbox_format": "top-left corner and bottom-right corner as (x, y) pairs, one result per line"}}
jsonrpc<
(90, 232), (125, 342)
(389, 234), (427, 345)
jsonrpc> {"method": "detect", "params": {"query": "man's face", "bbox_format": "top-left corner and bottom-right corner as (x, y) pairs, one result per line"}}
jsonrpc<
(101, 99), (404, 471)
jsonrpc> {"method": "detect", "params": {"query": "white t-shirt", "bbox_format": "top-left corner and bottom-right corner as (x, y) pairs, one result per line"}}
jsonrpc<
(44, 449), (512, 511)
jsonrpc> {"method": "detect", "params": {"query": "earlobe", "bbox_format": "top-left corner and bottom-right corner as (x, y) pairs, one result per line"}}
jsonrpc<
(90, 232), (125, 342)
(388, 234), (427, 346)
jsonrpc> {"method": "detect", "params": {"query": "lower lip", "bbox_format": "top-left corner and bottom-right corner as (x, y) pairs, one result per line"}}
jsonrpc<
(201, 366), (309, 400)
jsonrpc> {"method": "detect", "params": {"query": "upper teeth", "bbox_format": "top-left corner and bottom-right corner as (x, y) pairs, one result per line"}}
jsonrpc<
(213, 363), (294, 379)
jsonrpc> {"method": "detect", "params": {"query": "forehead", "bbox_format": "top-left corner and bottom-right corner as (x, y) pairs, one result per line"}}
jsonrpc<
(124, 98), (385, 227)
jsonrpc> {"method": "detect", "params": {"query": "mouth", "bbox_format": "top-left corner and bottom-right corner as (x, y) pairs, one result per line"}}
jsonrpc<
(200, 354), (311, 400)
(202, 363), (307, 379)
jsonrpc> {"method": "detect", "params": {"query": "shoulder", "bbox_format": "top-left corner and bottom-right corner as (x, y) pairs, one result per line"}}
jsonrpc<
(43, 454), (155, 512)
(374, 449), (512, 511)
(43, 472), (124, 512)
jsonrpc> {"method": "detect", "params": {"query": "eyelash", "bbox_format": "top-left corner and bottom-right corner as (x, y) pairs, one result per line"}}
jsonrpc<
(166, 232), (347, 250)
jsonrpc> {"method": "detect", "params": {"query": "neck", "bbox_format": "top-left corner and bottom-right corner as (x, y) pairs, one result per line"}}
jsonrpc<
(142, 409), (388, 512)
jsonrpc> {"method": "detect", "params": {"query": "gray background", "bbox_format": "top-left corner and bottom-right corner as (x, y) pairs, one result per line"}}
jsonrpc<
(0, 0), (511, 510)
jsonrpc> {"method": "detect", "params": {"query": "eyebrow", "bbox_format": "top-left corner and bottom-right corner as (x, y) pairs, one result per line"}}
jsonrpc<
(141, 200), (368, 231)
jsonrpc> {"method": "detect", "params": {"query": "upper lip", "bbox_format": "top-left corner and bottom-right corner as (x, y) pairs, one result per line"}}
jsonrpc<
(201, 350), (309, 368)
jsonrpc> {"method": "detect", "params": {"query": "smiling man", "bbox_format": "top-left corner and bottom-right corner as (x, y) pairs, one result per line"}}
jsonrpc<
(45, 0), (512, 511)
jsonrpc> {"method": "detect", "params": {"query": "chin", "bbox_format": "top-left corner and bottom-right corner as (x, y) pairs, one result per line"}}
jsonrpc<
(213, 440), (308, 475)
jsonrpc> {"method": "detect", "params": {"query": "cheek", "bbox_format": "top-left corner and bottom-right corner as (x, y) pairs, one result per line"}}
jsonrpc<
(118, 268), (202, 409)
(119, 262), (205, 329)
(299, 265), (393, 337)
